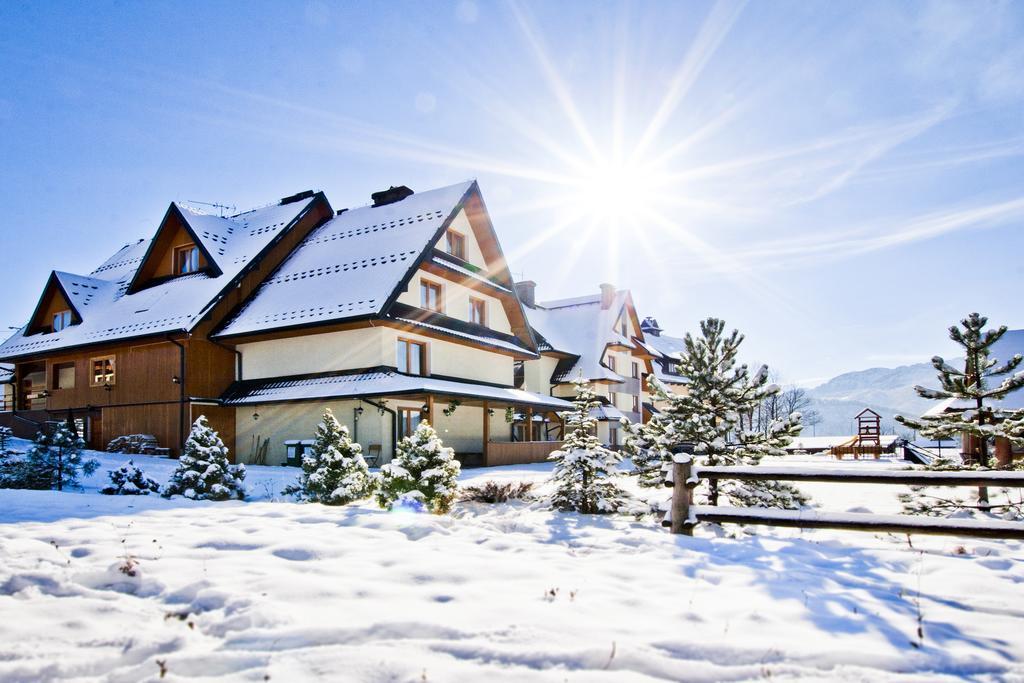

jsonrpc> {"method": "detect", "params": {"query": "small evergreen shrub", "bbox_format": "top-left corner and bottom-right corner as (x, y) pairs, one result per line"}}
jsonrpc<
(376, 421), (461, 514)
(0, 426), (12, 452)
(0, 422), (98, 491)
(459, 480), (534, 503)
(101, 460), (161, 495)
(282, 408), (373, 505)
(163, 416), (245, 501)
(548, 379), (627, 514)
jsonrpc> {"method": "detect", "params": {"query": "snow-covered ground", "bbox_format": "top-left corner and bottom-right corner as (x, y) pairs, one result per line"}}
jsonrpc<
(1, 441), (1022, 681)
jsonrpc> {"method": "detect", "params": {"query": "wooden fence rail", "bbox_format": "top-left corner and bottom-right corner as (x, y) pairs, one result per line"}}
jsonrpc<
(666, 455), (1024, 539)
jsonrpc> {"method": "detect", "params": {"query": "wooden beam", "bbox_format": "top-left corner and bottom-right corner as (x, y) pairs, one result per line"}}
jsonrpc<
(482, 401), (490, 464)
(526, 406), (533, 442)
(426, 395), (435, 426)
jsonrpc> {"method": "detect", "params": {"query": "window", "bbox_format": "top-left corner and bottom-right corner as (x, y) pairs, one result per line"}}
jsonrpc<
(52, 310), (72, 332)
(399, 408), (422, 438)
(609, 425), (620, 447)
(513, 360), (525, 388)
(616, 310), (628, 337)
(632, 394), (640, 413)
(420, 280), (443, 313)
(607, 356), (616, 372)
(53, 362), (75, 390)
(397, 339), (426, 376)
(174, 244), (200, 274)
(445, 230), (466, 260)
(632, 362), (639, 379)
(90, 355), (115, 386)
(470, 298), (487, 326)
(609, 391), (618, 407)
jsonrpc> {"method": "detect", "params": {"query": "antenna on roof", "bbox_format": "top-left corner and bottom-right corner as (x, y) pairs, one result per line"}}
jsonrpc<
(185, 200), (237, 217)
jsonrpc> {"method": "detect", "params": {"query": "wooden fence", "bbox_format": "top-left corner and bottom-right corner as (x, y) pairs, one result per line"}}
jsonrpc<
(665, 455), (1024, 540)
(485, 440), (563, 466)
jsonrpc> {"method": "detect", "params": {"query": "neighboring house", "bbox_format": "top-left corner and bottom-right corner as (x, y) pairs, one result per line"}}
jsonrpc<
(213, 182), (569, 465)
(516, 281), (654, 448)
(0, 191), (335, 451)
(636, 316), (689, 416)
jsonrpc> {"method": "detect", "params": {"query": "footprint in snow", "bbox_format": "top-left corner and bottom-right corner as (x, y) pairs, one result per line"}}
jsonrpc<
(272, 547), (317, 561)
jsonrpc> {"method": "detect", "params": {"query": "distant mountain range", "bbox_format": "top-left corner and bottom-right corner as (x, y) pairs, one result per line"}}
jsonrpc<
(803, 329), (1024, 437)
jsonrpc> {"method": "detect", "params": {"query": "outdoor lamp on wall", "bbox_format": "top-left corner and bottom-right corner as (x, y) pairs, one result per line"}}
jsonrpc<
(171, 376), (181, 384)
(355, 405), (364, 419)
(421, 403), (430, 414)
(252, 409), (260, 422)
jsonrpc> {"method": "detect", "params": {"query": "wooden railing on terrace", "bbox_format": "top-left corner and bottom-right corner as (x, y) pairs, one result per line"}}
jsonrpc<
(486, 441), (563, 466)
(665, 455), (1024, 540)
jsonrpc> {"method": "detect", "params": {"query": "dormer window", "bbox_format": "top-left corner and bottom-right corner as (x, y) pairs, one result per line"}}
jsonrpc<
(52, 310), (72, 332)
(445, 230), (465, 260)
(174, 244), (200, 274)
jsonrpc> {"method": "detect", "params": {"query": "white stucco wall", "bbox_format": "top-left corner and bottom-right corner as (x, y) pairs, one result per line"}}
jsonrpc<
(396, 270), (512, 335)
(238, 328), (387, 380)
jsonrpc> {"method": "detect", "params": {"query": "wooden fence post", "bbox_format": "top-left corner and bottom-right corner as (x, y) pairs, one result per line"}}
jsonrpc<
(670, 455), (693, 536)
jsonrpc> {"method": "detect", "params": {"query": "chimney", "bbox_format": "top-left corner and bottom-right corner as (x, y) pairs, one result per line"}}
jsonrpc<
(514, 280), (537, 308)
(599, 283), (615, 309)
(371, 185), (414, 207)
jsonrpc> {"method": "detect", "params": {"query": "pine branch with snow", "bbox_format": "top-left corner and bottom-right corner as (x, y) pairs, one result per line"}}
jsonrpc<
(282, 408), (373, 505)
(641, 318), (808, 509)
(547, 379), (628, 514)
(163, 416), (245, 501)
(101, 460), (161, 496)
(376, 421), (460, 514)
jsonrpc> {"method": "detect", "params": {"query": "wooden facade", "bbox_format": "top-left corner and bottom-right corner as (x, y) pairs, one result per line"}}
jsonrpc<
(0, 195), (334, 460)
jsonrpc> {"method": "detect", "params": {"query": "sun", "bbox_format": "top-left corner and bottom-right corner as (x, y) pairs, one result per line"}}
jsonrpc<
(569, 158), (668, 227)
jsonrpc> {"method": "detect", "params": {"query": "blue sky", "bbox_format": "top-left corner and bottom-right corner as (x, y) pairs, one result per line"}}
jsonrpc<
(1, 0), (1022, 384)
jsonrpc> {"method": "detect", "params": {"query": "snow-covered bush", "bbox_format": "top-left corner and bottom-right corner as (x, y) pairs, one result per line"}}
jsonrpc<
(376, 421), (460, 514)
(101, 460), (161, 496)
(163, 416), (245, 501)
(548, 379), (627, 514)
(282, 408), (373, 505)
(0, 422), (98, 491)
(459, 480), (534, 503)
(0, 426), (12, 452)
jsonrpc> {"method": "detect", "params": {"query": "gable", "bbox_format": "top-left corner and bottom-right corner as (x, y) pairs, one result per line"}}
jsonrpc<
(25, 272), (80, 336)
(127, 205), (221, 293)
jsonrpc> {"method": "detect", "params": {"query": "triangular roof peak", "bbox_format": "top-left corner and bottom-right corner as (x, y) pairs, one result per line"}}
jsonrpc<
(856, 408), (881, 418)
(24, 271), (84, 336)
(126, 203), (224, 294)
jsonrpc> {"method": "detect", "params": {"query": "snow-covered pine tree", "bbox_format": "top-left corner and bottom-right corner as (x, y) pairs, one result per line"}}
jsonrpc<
(644, 318), (807, 508)
(896, 313), (1024, 467)
(282, 408), (373, 505)
(14, 422), (99, 491)
(163, 416), (246, 501)
(101, 460), (161, 495)
(376, 421), (460, 514)
(895, 313), (1024, 515)
(548, 378), (627, 514)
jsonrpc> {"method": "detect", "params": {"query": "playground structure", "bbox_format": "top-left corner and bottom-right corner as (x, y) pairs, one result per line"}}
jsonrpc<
(830, 409), (892, 459)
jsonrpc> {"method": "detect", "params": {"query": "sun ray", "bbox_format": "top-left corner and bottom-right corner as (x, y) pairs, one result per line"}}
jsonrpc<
(631, 0), (746, 163)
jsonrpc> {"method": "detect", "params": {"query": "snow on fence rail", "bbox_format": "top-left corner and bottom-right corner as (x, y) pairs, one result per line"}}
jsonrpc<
(664, 455), (1024, 540)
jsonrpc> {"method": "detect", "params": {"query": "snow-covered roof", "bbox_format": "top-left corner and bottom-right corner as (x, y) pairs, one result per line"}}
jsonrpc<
(0, 198), (317, 360)
(215, 181), (475, 339)
(220, 367), (572, 410)
(525, 290), (637, 384)
(639, 331), (689, 385)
